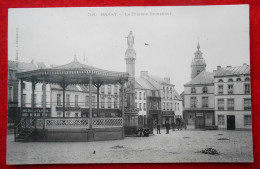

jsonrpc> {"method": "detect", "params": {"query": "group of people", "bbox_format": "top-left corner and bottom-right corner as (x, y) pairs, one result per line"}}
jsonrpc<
(156, 119), (185, 134)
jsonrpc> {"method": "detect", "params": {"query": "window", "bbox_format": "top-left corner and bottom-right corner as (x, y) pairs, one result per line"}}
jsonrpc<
(135, 102), (137, 108)
(170, 103), (172, 110)
(85, 96), (89, 107)
(114, 97), (118, 108)
(218, 79), (223, 83)
(57, 94), (61, 106)
(139, 92), (142, 100)
(66, 94), (70, 106)
(143, 92), (146, 100)
(217, 99), (225, 110)
(75, 112), (79, 117)
(114, 85), (118, 94)
(228, 78), (233, 82)
(152, 91), (155, 97)
(108, 97), (111, 108)
(166, 102), (169, 110)
(139, 103), (142, 111)
(65, 112), (70, 117)
(202, 87), (208, 94)
(22, 82), (26, 89)
(57, 112), (62, 117)
(244, 115), (252, 126)
(8, 86), (13, 102)
(101, 86), (105, 94)
(170, 91), (172, 99)
(227, 99), (234, 110)
(202, 97), (208, 108)
(101, 98), (105, 108)
(75, 95), (79, 106)
(135, 91), (137, 99)
(163, 102), (165, 110)
(108, 85), (111, 94)
(228, 85), (234, 94)
(175, 103), (177, 110)
(22, 94), (26, 107)
(218, 115), (224, 125)
(245, 84), (250, 94)
(236, 78), (241, 81)
(92, 96), (95, 107)
(143, 103), (146, 111)
(190, 97), (197, 108)
(218, 85), (223, 95)
(191, 87), (196, 94)
(245, 77), (250, 82)
(244, 99), (251, 110)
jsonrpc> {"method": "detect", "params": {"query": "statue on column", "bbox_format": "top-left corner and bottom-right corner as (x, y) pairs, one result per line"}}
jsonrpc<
(127, 31), (134, 47)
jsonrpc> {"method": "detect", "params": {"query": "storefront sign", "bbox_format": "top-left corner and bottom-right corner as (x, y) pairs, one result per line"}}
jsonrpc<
(22, 108), (51, 113)
(56, 107), (81, 111)
(196, 113), (203, 117)
(162, 111), (174, 116)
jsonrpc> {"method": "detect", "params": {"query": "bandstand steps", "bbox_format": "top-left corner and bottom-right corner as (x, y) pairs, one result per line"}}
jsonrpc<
(16, 128), (36, 142)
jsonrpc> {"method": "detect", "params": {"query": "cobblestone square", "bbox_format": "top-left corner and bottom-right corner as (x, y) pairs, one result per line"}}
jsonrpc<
(7, 129), (253, 164)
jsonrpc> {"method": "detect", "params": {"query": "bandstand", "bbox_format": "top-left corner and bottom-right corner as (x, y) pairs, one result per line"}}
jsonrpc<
(15, 59), (129, 142)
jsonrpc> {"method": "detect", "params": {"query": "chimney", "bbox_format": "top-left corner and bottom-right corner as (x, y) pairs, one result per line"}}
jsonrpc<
(227, 65), (231, 68)
(243, 63), (247, 66)
(217, 66), (221, 70)
(140, 71), (148, 77)
(164, 77), (170, 83)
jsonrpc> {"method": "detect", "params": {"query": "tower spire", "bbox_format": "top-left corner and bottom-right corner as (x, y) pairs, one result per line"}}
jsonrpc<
(197, 42), (200, 50)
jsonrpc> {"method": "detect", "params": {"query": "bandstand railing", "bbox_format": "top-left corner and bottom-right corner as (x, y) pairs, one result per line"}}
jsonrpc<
(44, 118), (90, 129)
(92, 118), (123, 128)
(33, 117), (123, 129)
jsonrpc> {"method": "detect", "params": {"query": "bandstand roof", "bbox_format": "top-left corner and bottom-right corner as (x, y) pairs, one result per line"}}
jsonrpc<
(16, 59), (129, 85)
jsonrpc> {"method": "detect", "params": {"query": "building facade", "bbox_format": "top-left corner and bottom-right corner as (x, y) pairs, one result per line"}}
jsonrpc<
(183, 44), (215, 129)
(214, 64), (251, 130)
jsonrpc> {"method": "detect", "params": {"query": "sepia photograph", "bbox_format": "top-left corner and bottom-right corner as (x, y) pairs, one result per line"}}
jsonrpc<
(6, 5), (252, 164)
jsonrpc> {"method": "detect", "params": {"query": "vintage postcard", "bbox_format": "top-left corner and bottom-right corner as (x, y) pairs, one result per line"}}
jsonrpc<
(7, 5), (252, 164)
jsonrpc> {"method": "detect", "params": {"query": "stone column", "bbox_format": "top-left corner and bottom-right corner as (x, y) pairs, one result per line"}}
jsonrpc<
(20, 79), (24, 120)
(31, 79), (35, 118)
(62, 76), (66, 118)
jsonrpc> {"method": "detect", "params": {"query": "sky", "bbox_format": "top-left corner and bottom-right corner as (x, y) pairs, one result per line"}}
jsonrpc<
(8, 5), (250, 93)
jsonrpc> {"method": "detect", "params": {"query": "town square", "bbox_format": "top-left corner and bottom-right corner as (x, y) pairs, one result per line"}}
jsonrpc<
(6, 6), (252, 164)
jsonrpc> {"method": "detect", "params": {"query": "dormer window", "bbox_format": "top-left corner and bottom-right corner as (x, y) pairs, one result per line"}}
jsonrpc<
(202, 87), (208, 93)
(218, 79), (223, 83)
(245, 77), (250, 82)
(191, 87), (196, 94)
(236, 78), (241, 82)
(228, 78), (233, 82)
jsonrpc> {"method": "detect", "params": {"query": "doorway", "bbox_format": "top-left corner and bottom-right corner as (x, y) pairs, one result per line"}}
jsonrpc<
(195, 116), (204, 129)
(227, 115), (235, 130)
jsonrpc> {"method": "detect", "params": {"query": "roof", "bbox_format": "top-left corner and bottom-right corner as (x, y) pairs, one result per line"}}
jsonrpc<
(185, 71), (214, 86)
(147, 75), (174, 86)
(135, 77), (158, 90)
(8, 60), (38, 72)
(214, 64), (250, 77)
(50, 84), (97, 93)
(16, 59), (129, 85)
(173, 89), (182, 100)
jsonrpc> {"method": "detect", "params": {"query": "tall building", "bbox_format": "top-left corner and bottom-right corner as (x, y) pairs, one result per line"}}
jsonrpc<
(191, 43), (206, 79)
(214, 64), (251, 130)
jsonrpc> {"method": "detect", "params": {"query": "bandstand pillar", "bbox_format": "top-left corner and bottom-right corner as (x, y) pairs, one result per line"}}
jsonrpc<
(20, 79), (24, 121)
(121, 80), (125, 137)
(96, 84), (101, 116)
(62, 76), (66, 118)
(42, 81), (46, 129)
(31, 78), (36, 117)
(89, 76), (93, 129)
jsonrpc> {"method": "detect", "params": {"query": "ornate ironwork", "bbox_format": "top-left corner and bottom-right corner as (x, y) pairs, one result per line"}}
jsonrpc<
(45, 118), (89, 129)
(92, 118), (123, 128)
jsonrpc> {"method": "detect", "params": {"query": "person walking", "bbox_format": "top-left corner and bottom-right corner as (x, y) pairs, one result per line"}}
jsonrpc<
(171, 121), (175, 131)
(157, 123), (161, 134)
(165, 121), (170, 134)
